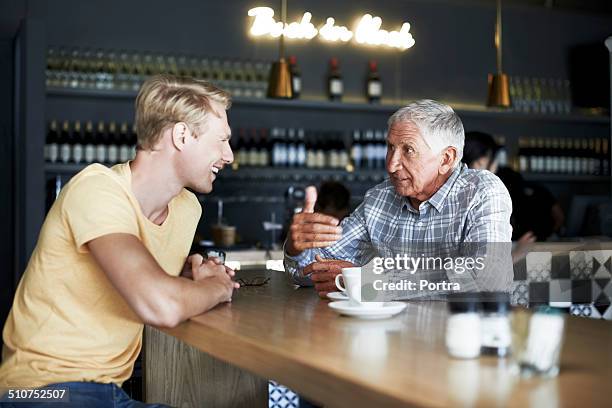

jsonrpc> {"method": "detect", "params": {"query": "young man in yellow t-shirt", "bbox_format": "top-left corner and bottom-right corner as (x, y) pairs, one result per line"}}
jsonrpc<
(0, 75), (239, 407)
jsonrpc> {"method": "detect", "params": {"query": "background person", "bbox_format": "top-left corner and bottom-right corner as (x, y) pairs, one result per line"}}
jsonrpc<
(314, 181), (351, 221)
(462, 131), (565, 262)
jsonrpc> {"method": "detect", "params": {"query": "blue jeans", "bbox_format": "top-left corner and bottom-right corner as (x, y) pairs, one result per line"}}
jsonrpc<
(0, 381), (170, 407)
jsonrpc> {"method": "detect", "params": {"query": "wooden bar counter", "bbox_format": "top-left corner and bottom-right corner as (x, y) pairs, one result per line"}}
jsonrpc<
(144, 269), (612, 407)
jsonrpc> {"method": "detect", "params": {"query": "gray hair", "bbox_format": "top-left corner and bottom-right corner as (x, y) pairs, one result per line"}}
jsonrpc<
(387, 99), (464, 167)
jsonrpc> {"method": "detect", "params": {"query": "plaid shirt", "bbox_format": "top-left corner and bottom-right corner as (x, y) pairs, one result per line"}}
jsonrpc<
(284, 164), (514, 294)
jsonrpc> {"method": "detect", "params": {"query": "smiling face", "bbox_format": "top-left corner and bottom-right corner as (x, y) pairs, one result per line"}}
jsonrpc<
(386, 120), (455, 203)
(180, 101), (233, 194)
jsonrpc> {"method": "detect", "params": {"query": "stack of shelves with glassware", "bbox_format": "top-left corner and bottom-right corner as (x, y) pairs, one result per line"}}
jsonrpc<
(44, 46), (611, 187)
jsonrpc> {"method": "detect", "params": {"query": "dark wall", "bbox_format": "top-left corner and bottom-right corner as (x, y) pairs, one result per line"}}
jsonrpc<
(0, 38), (14, 344)
(21, 0), (612, 104)
(0, 0), (20, 344)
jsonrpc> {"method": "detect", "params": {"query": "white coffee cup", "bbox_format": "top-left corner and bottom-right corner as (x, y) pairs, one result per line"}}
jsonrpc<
(335, 267), (383, 308)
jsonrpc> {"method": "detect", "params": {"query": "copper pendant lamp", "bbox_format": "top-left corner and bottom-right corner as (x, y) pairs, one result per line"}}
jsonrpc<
(267, 0), (293, 98)
(487, 0), (511, 108)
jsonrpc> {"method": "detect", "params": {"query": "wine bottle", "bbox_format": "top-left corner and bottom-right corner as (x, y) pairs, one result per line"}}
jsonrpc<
(351, 129), (363, 169)
(130, 123), (138, 159)
(327, 58), (343, 102)
(297, 128), (306, 167)
(580, 139), (589, 175)
(601, 138), (610, 176)
(375, 130), (386, 169)
(59, 120), (72, 164)
(270, 127), (279, 167)
(279, 128), (289, 167)
(364, 129), (375, 169)
(236, 128), (247, 167)
(243, 61), (256, 98)
(550, 138), (560, 173)
(338, 132), (349, 170)
(366, 60), (382, 103)
(107, 121), (119, 164)
(287, 128), (297, 167)
(72, 120), (84, 164)
(567, 138), (577, 174)
(328, 132), (339, 169)
(46, 120), (59, 163)
(518, 137), (529, 173)
(258, 128), (270, 167)
(558, 138), (567, 174)
(306, 130), (316, 169)
(95, 121), (108, 163)
(544, 138), (552, 173)
(254, 61), (267, 99)
(119, 122), (131, 163)
(588, 139), (597, 175)
(315, 132), (325, 169)
(84, 121), (96, 164)
(232, 60), (245, 97)
(248, 128), (259, 167)
(289, 56), (301, 99)
(594, 138), (602, 176)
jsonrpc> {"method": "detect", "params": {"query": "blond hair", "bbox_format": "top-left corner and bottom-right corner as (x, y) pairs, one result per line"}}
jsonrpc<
(134, 74), (231, 150)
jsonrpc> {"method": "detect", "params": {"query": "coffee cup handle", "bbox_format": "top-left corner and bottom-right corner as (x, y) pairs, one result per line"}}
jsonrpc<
(335, 274), (346, 292)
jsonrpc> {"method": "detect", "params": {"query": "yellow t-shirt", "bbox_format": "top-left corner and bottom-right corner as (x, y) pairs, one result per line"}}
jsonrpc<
(0, 162), (201, 389)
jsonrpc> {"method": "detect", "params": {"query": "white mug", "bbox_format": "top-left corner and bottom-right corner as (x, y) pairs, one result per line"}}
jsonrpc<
(335, 267), (383, 308)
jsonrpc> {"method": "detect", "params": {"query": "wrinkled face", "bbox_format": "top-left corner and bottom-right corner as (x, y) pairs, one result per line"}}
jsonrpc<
(386, 121), (444, 199)
(181, 101), (233, 193)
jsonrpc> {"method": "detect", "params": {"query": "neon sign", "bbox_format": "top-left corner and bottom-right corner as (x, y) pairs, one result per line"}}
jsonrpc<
(247, 7), (415, 51)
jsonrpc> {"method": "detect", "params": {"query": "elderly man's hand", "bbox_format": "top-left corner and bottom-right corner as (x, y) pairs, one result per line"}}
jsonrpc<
(286, 186), (343, 256)
(304, 255), (356, 298)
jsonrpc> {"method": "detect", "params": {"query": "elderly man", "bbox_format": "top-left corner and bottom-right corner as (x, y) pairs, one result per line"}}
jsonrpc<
(284, 99), (513, 298)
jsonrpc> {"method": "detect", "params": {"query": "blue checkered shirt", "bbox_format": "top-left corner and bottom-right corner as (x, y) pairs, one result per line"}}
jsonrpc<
(284, 164), (514, 294)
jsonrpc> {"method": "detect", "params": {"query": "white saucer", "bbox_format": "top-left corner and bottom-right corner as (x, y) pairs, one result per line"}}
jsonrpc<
(326, 291), (349, 301)
(328, 301), (407, 319)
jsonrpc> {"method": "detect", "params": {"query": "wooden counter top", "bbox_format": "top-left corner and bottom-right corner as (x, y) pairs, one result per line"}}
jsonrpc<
(153, 270), (612, 407)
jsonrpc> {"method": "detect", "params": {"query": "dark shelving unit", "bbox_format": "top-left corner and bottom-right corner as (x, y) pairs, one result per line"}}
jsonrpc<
(47, 86), (610, 124)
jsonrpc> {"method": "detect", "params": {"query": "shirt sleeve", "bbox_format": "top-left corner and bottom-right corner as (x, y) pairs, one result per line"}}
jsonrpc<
(61, 173), (140, 253)
(283, 200), (377, 286)
(461, 178), (514, 292)
(464, 178), (513, 243)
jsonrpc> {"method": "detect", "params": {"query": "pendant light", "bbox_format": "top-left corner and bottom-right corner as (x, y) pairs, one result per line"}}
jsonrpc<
(267, 0), (293, 98)
(487, 0), (511, 108)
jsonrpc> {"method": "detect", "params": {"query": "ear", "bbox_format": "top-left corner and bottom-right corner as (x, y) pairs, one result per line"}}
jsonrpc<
(171, 122), (189, 151)
(439, 146), (457, 174)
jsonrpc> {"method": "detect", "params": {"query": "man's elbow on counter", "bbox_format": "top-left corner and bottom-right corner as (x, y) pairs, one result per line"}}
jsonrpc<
(137, 296), (184, 329)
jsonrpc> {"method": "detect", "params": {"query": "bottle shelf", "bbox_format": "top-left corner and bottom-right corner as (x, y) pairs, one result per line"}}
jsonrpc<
(47, 87), (139, 100)
(43, 162), (388, 182)
(44, 163), (609, 184)
(522, 173), (610, 182)
(46, 87), (610, 124)
(45, 162), (99, 174)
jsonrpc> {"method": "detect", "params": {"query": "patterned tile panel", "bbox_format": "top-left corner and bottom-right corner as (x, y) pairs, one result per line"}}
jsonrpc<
(269, 381), (299, 408)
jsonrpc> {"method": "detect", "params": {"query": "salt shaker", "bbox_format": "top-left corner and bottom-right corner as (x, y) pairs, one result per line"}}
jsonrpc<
(446, 293), (482, 359)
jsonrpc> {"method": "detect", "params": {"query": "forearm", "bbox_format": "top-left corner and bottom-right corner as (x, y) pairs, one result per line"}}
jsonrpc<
(136, 273), (225, 328)
(168, 277), (225, 323)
